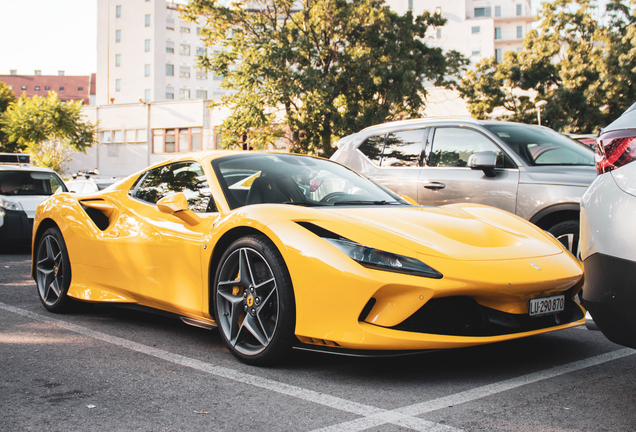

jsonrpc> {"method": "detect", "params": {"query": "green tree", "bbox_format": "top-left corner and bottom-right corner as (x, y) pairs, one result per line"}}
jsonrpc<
(183, 0), (468, 156)
(0, 92), (97, 172)
(458, 0), (636, 133)
(0, 82), (17, 152)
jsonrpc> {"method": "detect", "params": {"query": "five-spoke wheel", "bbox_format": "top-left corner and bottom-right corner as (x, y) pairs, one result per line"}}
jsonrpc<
(35, 228), (73, 312)
(214, 235), (295, 365)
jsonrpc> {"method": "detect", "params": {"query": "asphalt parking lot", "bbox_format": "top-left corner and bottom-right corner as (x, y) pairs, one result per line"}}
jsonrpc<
(2, 251), (636, 432)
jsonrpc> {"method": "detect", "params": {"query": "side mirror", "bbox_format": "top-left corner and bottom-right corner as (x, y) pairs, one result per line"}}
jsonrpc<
(468, 151), (498, 177)
(157, 192), (201, 226)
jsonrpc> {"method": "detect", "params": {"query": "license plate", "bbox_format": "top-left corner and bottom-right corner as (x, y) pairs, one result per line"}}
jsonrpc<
(529, 295), (565, 317)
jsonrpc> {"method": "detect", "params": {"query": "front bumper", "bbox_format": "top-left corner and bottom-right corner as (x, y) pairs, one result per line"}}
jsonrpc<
(0, 208), (33, 246)
(582, 252), (636, 348)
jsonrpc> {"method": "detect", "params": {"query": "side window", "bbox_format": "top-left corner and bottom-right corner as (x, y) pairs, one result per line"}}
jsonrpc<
(381, 129), (425, 167)
(428, 128), (503, 168)
(358, 135), (385, 165)
(133, 162), (216, 212)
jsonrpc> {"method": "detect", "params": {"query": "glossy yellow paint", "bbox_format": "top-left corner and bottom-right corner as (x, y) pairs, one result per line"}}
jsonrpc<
(32, 151), (585, 352)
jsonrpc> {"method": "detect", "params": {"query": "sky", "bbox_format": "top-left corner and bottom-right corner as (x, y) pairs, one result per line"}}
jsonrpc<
(0, 0), (609, 77)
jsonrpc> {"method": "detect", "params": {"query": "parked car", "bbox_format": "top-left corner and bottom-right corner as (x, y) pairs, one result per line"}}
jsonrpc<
(580, 103), (636, 348)
(32, 151), (584, 365)
(0, 154), (67, 247)
(331, 118), (596, 256)
(564, 133), (597, 147)
(66, 174), (120, 194)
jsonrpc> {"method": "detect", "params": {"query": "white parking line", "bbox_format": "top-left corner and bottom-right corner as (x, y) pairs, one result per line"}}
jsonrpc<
(2, 302), (634, 432)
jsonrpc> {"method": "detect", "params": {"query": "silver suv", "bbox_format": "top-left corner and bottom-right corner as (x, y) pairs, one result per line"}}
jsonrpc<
(331, 118), (596, 255)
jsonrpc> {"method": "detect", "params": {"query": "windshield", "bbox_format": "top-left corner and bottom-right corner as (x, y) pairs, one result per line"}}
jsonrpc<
(212, 153), (409, 210)
(0, 170), (67, 196)
(482, 123), (594, 166)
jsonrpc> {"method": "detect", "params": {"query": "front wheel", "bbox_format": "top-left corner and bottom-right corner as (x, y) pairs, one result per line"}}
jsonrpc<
(35, 227), (74, 313)
(213, 235), (296, 366)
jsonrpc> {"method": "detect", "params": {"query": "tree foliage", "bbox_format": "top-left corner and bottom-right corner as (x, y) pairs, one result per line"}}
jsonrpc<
(0, 92), (97, 172)
(0, 82), (17, 152)
(458, 0), (636, 133)
(183, 0), (468, 156)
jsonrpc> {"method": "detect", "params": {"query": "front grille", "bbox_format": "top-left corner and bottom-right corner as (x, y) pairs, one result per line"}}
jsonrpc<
(388, 294), (583, 337)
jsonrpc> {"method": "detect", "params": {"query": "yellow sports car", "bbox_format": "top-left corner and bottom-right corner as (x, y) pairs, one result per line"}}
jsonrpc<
(32, 152), (584, 365)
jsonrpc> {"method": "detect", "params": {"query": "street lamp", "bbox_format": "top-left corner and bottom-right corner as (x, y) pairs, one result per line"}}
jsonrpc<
(535, 100), (548, 125)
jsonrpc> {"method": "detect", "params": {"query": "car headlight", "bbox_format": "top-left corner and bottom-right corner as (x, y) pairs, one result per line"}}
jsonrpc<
(324, 238), (443, 279)
(0, 198), (23, 212)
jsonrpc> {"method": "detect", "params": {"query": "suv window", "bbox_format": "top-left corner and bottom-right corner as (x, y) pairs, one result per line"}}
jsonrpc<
(132, 161), (216, 212)
(0, 170), (66, 196)
(358, 135), (384, 164)
(483, 123), (594, 166)
(382, 129), (425, 167)
(428, 127), (504, 168)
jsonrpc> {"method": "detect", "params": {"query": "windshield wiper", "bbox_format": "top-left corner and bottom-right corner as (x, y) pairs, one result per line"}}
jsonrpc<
(333, 200), (401, 206)
(281, 201), (323, 207)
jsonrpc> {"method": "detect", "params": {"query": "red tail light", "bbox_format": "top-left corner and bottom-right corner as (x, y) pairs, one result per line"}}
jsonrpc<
(595, 129), (636, 174)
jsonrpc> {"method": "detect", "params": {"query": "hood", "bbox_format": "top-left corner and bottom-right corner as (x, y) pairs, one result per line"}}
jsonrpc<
(322, 204), (563, 261)
(519, 165), (596, 187)
(0, 195), (50, 218)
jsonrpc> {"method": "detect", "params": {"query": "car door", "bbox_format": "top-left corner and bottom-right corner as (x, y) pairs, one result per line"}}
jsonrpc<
(108, 161), (218, 316)
(417, 126), (519, 212)
(365, 129), (426, 200)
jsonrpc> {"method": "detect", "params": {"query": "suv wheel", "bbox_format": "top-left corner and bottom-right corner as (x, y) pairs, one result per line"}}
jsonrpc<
(547, 220), (580, 259)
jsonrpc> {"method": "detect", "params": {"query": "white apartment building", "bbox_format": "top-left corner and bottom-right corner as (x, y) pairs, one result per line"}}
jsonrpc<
(97, 0), (223, 105)
(387, 0), (534, 64)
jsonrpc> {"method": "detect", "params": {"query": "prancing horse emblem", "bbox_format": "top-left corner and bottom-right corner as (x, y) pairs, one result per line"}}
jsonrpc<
(529, 262), (542, 271)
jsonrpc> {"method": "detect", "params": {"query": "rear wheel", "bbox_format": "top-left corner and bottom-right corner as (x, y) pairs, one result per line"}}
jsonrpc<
(548, 219), (580, 259)
(213, 235), (296, 365)
(35, 228), (74, 313)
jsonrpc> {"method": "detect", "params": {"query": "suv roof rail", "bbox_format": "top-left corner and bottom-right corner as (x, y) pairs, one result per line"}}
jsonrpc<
(0, 153), (31, 166)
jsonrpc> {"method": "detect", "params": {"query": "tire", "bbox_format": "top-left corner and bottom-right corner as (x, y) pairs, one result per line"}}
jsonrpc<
(34, 227), (74, 313)
(213, 235), (296, 366)
(547, 219), (580, 259)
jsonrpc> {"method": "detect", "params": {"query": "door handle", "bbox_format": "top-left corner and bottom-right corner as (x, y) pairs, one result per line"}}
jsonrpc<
(422, 182), (446, 190)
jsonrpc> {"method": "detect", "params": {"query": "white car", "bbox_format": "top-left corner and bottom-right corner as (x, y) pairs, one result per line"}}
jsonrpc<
(66, 175), (119, 194)
(580, 103), (636, 348)
(0, 154), (67, 247)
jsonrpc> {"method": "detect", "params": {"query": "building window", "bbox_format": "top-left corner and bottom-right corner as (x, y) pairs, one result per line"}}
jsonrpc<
(517, 26), (523, 39)
(196, 27), (202, 35)
(166, 64), (174, 76)
(474, 7), (491, 17)
(196, 90), (207, 99)
(517, 4), (522, 16)
(166, 46), (174, 53)
(180, 89), (190, 99)
(144, 89), (151, 102)
(471, 49), (480, 56)
(495, 48), (502, 62)
(180, 26), (190, 33)
(116, 29), (121, 42)
(21, 85), (26, 90)
(196, 47), (207, 56)
(166, 18), (175, 31)
(78, 87), (83, 91)
(113, 130), (123, 143)
(196, 72), (208, 80)
(180, 44), (190, 55)
(101, 131), (112, 143)
(408, 0), (413, 10)
(495, 6), (501, 17)
(45, 86), (50, 90)
(145, 64), (151, 77)
(471, 26), (480, 34)
(166, 91), (174, 99)
(116, 54), (122, 67)
(35, 86), (40, 91)
(116, 5), (121, 18)
(145, 14), (151, 27)
(59, 86), (64, 91)
(180, 70), (191, 78)
(213, 73), (224, 81)
(115, 79), (121, 92)
(436, 28), (442, 39)
(495, 27), (502, 40)
(145, 39), (151, 52)
(152, 127), (202, 153)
